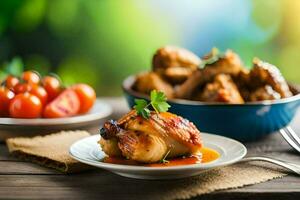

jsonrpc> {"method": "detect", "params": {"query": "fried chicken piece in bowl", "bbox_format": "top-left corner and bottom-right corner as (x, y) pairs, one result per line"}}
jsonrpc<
(175, 48), (244, 99)
(196, 74), (244, 104)
(249, 85), (281, 102)
(250, 58), (293, 98)
(133, 72), (174, 99)
(152, 46), (201, 84)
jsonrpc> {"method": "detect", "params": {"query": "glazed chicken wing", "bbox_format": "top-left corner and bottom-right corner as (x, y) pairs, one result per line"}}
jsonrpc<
(99, 111), (202, 163)
(250, 58), (292, 98)
(152, 46), (201, 84)
(175, 49), (244, 99)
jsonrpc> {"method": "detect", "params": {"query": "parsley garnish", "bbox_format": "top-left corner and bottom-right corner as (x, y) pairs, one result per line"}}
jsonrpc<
(134, 99), (151, 119)
(134, 90), (171, 119)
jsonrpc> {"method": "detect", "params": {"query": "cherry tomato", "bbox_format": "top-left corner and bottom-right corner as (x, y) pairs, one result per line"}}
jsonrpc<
(42, 76), (61, 102)
(43, 89), (80, 118)
(9, 93), (42, 118)
(5, 75), (19, 90)
(14, 83), (48, 106)
(29, 85), (48, 106)
(14, 83), (32, 94)
(72, 84), (96, 114)
(0, 87), (15, 117)
(21, 71), (40, 85)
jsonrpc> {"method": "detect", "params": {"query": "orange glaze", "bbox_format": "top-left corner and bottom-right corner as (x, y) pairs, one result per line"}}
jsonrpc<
(200, 147), (220, 163)
(103, 147), (220, 167)
(160, 112), (177, 119)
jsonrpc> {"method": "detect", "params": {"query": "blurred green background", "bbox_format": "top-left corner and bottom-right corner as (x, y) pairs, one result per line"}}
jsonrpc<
(0, 0), (299, 96)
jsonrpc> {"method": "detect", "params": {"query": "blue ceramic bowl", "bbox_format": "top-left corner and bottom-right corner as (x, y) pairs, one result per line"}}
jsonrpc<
(122, 75), (300, 141)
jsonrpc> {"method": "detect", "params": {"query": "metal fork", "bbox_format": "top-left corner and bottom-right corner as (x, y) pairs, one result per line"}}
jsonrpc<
(236, 126), (300, 175)
(280, 126), (300, 153)
(241, 156), (300, 175)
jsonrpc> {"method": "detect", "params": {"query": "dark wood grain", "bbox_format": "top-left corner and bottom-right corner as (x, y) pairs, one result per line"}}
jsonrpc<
(0, 173), (299, 200)
(0, 161), (59, 175)
(0, 97), (299, 200)
(0, 145), (14, 161)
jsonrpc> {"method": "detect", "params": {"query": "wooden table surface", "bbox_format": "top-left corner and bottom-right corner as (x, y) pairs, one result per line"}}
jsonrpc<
(0, 97), (300, 200)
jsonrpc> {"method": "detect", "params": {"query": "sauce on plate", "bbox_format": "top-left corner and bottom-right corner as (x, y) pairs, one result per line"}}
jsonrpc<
(103, 147), (220, 167)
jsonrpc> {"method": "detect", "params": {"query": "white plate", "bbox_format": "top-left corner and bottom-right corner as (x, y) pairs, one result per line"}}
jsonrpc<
(0, 99), (112, 140)
(70, 133), (247, 179)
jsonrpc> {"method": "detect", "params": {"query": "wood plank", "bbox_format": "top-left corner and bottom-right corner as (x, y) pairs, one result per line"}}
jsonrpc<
(0, 187), (134, 200)
(0, 174), (299, 200)
(0, 145), (17, 161)
(1, 189), (298, 200)
(0, 173), (299, 190)
(0, 161), (60, 175)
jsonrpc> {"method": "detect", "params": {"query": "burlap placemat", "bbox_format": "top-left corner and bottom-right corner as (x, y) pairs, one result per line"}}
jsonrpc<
(152, 162), (286, 200)
(5, 131), (287, 199)
(6, 130), (91, 173)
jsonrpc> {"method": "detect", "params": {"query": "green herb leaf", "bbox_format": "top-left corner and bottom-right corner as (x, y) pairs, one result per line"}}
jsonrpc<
(140, 107), (150, 119)
(150, 90), (170, 113)
(133, 90), (171, 119)
(134, 99), (150, 119)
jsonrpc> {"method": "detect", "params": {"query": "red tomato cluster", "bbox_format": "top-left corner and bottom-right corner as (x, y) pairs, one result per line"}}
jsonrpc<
(0, 71), (96, 118)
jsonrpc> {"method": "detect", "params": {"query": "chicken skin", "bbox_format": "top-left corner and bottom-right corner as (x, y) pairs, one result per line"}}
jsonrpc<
(196, 74), (245, 103)
(232, 68), (251, 101)
(152, 46), (201, 84)
(133, 72), (174, 99)
(99, 111), (202, 163)
(249, 85), (281, 102)
(201, 49), (244, 79)
(250, 58), (292, 98)
(175, 49), (244, 99)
